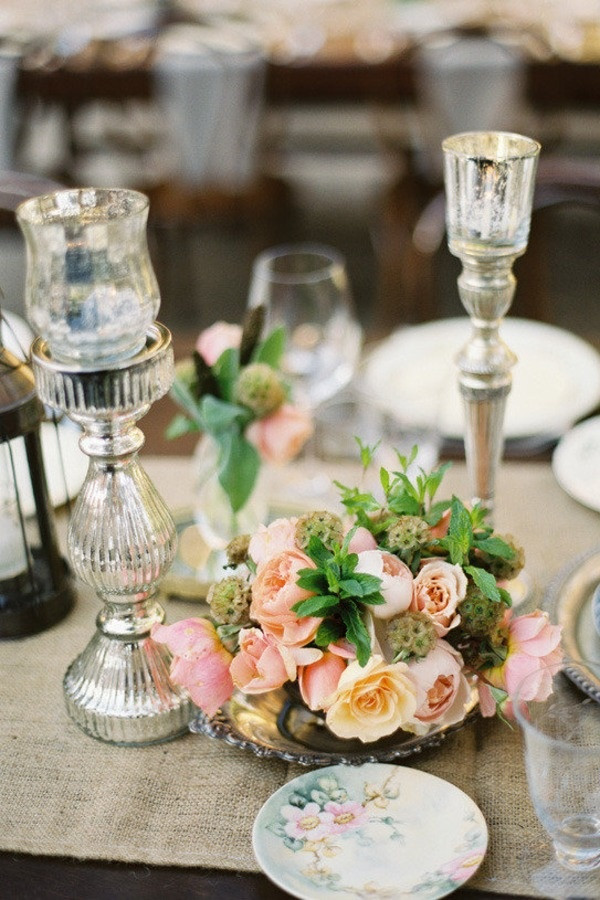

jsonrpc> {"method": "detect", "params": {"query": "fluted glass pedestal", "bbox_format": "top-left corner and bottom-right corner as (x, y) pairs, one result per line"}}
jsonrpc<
(32, 324), (193, 745)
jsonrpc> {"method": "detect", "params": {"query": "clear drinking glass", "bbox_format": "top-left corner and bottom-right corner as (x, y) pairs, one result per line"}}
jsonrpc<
(17, 188), (160, 367)
(514, 661), (600, 872)
(247, 243), (363, 410)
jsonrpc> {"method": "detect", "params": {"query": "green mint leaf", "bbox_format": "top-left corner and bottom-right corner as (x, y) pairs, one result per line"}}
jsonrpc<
(305, 535), (333, 568)
(164, 413), (200, 440)
(472, 536), (515, 560)
(358, 591), (386, 606)
(423, 499), (452, 527)
(379, 466), (390, 494)
(216, 430), (260, 513)
(291, 595), (340, 617)
(340, 604), (371, 666)
(295, 569), (329, 593)
(338, 574), (382, 598)
(464, 565), (501, 603)
(315, 619), (345, 647)
(447, 495), (473, 564)
(253, 325), (286, 368)
(424, 461), (452, 501)
(355, 437), (379, 470)
(213, 347), (239, 402)
(200, 394), (251, 435)
(498, 587), (513, 608)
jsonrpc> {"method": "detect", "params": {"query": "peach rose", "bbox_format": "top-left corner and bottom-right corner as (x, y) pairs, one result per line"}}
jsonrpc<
(408, 640), (471, 734)
(195, 321), (242, 366)
(248, 516), (298, 569)
(429, 508), (451, 540)
(246, 403), (313, 465)
(323, 654), (418, 742)
(478, 609), (563, 718)
(250, 549), (322, 647)
(151, 618), (233, 717)
(299, 651), (347, 711)
(355, 550), (413, 619)
(411, 559), (467, 636)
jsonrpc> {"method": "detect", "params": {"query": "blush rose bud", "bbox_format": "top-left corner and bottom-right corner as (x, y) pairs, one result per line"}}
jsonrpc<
(234, 362), (286, 417)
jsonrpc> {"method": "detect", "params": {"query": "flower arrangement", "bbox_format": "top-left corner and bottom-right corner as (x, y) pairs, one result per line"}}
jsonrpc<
(166, 307), (313, 513)
(153, 447), (563, 743)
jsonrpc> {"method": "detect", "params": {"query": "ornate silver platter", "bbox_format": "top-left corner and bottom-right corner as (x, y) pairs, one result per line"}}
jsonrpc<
(190, 685), (480, 767)
(544, 545), (600, 702)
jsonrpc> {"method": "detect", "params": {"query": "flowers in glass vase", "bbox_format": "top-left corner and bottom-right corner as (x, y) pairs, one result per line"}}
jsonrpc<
(166, 308), (313, 513)
(153, 448), (563, 742)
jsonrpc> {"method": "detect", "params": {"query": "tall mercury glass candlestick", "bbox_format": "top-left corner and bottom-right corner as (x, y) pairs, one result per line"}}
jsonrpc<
(442, 132), (540, 516)
(17, 188), (193, 745)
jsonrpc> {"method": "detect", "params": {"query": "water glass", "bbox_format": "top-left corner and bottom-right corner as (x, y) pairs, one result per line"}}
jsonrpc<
(247, 243), (363, 409)
(514, 661), (600, 872)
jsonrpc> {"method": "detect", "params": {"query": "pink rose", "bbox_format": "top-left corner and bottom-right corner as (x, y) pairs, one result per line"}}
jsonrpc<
(231, 627), (322, 694)
(299, 651), (347, 710)
(151, 618), (233, 717)
(408, 640), (471, 734)
(248, 517), (298, 569)
(411, 559), (467, 636)
(478, 609), (563, 718)
(246, 403), (313, 465)
(355, 550), (413, 619)
(195, 321), (242, 366)
(346, 526), (377, 553)
(230, 627), (290, 694)
(250, 549), (322, 647)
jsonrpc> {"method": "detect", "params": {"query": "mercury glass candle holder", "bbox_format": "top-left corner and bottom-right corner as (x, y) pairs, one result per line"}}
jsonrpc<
(17, 188), (193, 746)
(442, 131), (540, 515)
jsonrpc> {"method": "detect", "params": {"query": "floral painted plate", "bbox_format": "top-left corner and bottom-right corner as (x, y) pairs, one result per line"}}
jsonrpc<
(252, 763), (488, 899)
(190, 685), (479, 767)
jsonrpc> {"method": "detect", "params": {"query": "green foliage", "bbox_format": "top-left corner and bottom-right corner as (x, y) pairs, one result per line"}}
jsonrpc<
(292, 535), (384, 666)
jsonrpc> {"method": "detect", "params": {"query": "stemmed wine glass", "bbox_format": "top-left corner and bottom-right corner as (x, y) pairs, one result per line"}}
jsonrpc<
(247, 243), (363, 498)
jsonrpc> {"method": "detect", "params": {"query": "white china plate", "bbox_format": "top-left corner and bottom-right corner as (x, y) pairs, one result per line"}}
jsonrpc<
(1, 311), (88, 514)
(252, 763), (488, 900)
(552, 415), (600, 512)
(362, 318), (600, 441)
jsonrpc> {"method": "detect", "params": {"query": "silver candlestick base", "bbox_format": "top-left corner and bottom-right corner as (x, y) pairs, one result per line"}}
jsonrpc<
(32, 324), (193, 745)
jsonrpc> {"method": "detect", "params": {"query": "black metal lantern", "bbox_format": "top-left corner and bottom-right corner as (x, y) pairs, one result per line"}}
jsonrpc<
(0, 329), (73, 638)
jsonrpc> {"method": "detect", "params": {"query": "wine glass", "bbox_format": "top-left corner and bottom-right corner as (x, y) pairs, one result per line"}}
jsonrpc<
(247, 243), (363, 500)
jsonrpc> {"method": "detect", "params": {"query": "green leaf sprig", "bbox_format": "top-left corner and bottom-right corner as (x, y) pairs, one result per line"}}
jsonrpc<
(165, 306), (287, 513)
(290, 533), (385, 666)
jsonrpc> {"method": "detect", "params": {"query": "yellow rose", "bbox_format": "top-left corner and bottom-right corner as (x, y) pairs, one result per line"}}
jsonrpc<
(323, 655), (418, 742)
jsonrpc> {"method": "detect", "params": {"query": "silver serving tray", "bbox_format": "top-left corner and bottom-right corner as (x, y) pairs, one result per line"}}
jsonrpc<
(190, 684), (479, 767)
(544, 545), (600, 702)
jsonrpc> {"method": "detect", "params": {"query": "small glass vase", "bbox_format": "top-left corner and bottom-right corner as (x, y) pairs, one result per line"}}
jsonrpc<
(191, 434), (268, 582)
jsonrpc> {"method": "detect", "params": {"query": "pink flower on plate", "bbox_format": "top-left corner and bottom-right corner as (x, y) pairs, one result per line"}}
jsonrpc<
(407, 639), (471, 734)
(411, 559), (467, 636)
(248, 517), (298, 569)
(151, 618), (233, 717)
(230, 627), (321, 694)
(281, 802), (334, 841)
(195, 321), (242, 366)
(478, 609), (563, 718)
(250, 548), (322, 647)
(440, 850), (486, 881)
(299, 651), (347, 711)
(355, 550), (413, 619)
(246, 403), (313, 465)
(323, 800), (368, 833)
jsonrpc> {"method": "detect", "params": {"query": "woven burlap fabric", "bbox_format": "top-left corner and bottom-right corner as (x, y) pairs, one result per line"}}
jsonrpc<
(1, 459), (599, 897)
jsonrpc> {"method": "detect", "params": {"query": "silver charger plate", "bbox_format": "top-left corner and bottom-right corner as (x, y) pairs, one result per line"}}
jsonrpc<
(190, 685), (480, 767)
(544, 545), (600, 702)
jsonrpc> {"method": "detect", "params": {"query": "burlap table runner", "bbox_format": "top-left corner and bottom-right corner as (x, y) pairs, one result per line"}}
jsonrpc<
(2, 458), (599, 897)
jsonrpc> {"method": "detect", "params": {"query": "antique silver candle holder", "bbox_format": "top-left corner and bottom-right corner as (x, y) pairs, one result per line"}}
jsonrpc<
(18, 188), (193, 745)
(442, 132), (540, 516)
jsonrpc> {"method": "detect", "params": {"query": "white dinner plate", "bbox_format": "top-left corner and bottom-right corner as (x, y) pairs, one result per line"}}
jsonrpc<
(552, 415), (600, 513)
(253, 762), (487, 900)
(362, 318), (600, 441)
